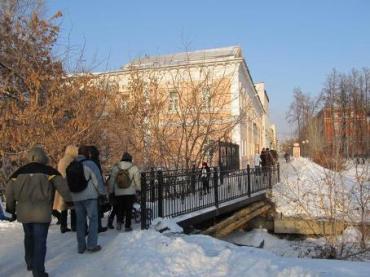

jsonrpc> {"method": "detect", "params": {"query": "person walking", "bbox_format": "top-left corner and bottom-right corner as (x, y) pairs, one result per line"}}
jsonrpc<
(54, 145), (78, 233)
(67, 145), (105, 254)
(260, 148), (267, 168)
(5, 146), (71, 277)
(200, 162), (211, 194)
(284, 152), (290, 163)
(108, 152), (141, 231)
(87, 145), (108, 233)
(265, 148), (274, 167)
(254, 152), (262, 175)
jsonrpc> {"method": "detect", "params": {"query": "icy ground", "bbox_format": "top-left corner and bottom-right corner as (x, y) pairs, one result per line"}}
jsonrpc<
(1, 219), (370, 277)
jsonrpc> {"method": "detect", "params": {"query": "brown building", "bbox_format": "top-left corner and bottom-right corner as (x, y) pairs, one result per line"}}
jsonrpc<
(315, 107), (369, 157)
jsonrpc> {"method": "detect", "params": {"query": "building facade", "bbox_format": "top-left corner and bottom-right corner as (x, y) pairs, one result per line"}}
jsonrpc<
(314, 107), (369, 157)
(98, 46), (276, 168)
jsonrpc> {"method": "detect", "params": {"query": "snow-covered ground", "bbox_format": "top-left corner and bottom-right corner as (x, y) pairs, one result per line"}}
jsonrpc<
(272, 157), (369, 221)
(225, 228), (327, 258)
(1, 219), (370, 277)
(1, 158), (369, 276)
(225, 227), (367, 260)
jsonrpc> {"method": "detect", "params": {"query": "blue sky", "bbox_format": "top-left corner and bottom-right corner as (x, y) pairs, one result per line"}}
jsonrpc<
(47, 0), (370, 140)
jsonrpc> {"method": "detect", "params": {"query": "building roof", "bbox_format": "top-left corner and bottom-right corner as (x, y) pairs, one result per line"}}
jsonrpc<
(124, 46), (243, 69)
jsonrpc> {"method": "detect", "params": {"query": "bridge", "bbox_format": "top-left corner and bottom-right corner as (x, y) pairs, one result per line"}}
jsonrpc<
(140, 165), (280, 233)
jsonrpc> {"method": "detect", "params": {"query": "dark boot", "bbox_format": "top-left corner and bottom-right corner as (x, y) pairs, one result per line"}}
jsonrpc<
(107, 221), (114, 229)
(107, 214), (114, 229)
(98, 227), (107, 233)
(61, 227), (71, 233)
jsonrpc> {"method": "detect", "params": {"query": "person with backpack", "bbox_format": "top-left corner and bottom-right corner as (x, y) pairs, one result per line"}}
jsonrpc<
(87, 145), (108, 233)
(108, 152), (141, 231)
(66, 145), (105, 254)
(5, 146), (71, 277)
(53, 145), (78, 233)
(200, 162), (211, 194)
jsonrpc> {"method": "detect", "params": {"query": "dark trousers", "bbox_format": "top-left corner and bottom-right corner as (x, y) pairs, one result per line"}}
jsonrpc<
(202, 179), (210, 193)
(97, 201), (104, 229)
(60, 209), (76, 231)
(108, 204), (118, 225)
(116, 195), (135, 228)
(22, 223), (49, 277)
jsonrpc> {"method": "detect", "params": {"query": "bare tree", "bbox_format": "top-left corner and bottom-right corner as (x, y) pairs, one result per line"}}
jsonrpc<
(286, 88), (317, 141)
(104, 56), (253, 169)
(0, 0), (115, 188)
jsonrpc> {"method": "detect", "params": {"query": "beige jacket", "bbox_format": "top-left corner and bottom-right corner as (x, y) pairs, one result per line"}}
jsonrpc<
(53, 145), (78, 211)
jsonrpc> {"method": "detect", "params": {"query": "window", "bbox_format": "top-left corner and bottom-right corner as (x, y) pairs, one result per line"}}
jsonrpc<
(202, 88), (211, 110)
(168, 91), (179, 112)
(120, 94), (129, 110)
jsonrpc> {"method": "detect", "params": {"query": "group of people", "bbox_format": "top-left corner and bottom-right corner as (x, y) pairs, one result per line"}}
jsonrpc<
(4, 145), (141, 277)
(254, 148), (277, 168)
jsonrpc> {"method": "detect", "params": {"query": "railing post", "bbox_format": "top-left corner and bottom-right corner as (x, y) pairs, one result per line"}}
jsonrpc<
(268, 166), (272, 189)
(140, 172), (147, 230)
(247, 164), (251, 197)
(213, 167), (219, 208)
(277, 163), (280, 183)
(157, 170), (164, 218)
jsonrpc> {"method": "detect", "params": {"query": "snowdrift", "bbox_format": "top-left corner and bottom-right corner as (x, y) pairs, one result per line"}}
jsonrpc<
(272, 158), (369, 221)
(1, 221), (370, 276)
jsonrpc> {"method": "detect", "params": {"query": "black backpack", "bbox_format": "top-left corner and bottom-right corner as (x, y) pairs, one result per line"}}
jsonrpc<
(66, 159), (89, 193)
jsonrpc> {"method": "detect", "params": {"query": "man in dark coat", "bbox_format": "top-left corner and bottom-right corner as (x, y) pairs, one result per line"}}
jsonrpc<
(200, 162), (211, 194)
(6, 146), (71, 277)
(260, 148), (267, 167)
(265, 148), (274, 167)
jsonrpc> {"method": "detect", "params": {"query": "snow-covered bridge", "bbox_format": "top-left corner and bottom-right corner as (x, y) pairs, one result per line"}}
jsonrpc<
(140, 165), (280, 230)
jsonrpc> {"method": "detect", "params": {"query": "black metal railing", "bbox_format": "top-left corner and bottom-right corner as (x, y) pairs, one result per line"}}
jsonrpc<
(140, 164), (280, 229)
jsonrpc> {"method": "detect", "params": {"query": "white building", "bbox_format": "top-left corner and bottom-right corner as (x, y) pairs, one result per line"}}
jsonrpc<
(98, 46), (276, 168)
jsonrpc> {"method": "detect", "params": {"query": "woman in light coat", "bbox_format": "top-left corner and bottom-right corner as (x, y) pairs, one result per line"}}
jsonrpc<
(53, 145), (78, 233)
(108, 152), (141, 231)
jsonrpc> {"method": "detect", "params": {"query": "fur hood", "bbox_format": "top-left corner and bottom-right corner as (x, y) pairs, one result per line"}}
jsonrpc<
(64, 145), (78, 159)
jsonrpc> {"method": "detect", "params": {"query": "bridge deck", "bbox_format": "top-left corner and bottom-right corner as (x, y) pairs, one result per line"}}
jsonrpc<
(175, 191), (267, 228)
(140, 165), (279, 229)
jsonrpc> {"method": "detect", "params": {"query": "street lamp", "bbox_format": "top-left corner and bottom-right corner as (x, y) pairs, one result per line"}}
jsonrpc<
(301, 140), (309, 157)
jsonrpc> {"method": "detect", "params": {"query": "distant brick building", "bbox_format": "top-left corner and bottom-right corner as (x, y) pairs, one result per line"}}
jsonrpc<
(315, 107), (369, 157)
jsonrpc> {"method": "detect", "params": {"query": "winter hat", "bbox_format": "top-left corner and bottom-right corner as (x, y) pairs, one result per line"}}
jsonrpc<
(78, 145), (90, 158)
(27, 146), (49, 165)
(121, 152), (132, 162)
(64, 145), (78, 158)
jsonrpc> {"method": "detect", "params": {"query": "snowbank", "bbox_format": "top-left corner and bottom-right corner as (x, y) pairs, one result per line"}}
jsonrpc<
(272, 158), (369, 221)
(225, 228), (330, 259)
(1, 221), (370, 276)
(150, 217), (184, 233)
